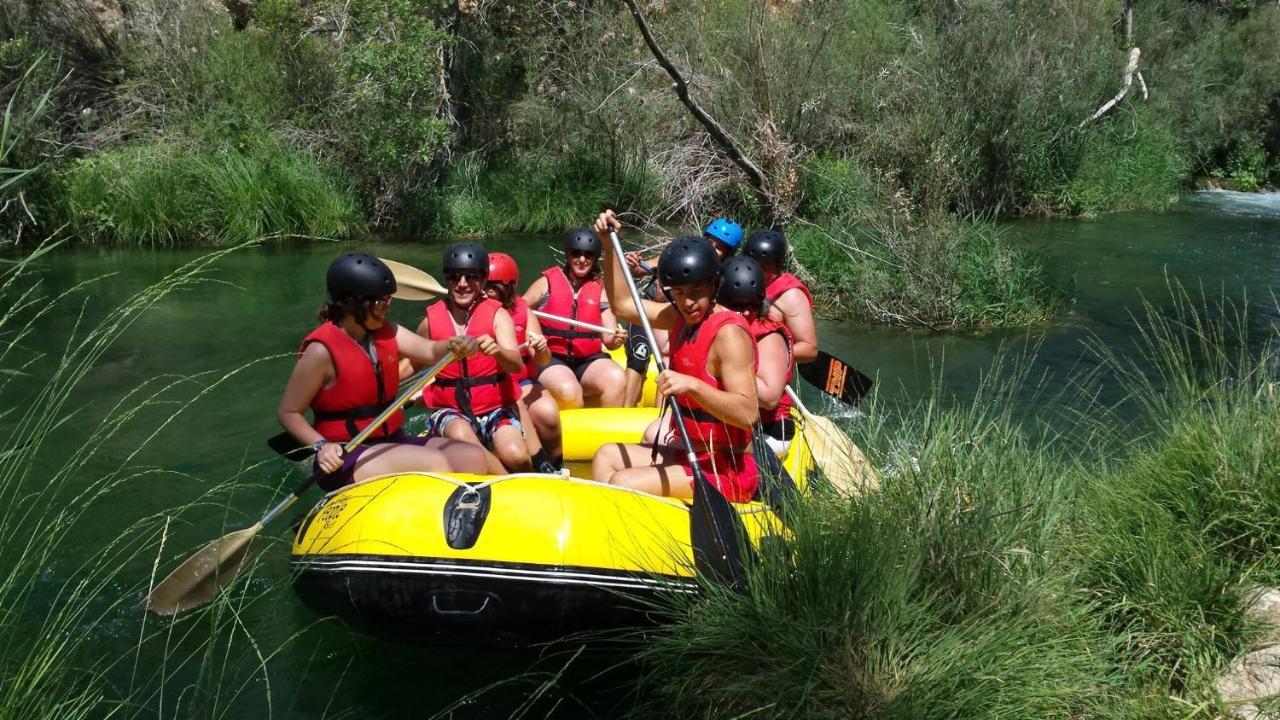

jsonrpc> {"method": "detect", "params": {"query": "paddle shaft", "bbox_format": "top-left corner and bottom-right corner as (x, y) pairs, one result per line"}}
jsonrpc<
(607, 231), (708, 474)
(784, 385), (813, 417)
(261, 351), (457, 526)
(532, 309), (615, 336)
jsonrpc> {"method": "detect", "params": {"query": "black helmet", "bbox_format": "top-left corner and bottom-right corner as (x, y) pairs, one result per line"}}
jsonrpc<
(565, 227), (601, 255)
(717, 256), (765, 308)
(443, 242), (489, 275)
(743, 229), (787, 266)
(658, 236), (720, 287)
(326, 252), (396, 301)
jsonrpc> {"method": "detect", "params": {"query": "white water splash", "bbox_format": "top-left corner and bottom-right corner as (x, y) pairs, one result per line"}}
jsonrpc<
(1187, 189), (1280, 219)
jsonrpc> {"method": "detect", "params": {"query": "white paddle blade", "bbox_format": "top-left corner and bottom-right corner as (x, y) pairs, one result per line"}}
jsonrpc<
(803, 415), (879, 496)
(381, 258), (447, 298)
(145, 525), (261, 615)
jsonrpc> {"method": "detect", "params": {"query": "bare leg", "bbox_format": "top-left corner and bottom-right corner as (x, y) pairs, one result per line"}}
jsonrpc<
(580, 358), (626, 408)
(591, 442), (690, 500)
(350, 443), (453, 482)
(524, 383), (563, 460)
(623, 369), (645, 408)
(538, 364), (584, 409)
(515, 391), (544, 457)
(441, 417), (506, 475)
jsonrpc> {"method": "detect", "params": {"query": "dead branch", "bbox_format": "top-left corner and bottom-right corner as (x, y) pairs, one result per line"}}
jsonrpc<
(1080, 46), (1146, 128)
(619, 0), (775, 222)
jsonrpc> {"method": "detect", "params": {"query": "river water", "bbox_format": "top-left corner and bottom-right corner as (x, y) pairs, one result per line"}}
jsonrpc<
(6, 190), (1280, 718)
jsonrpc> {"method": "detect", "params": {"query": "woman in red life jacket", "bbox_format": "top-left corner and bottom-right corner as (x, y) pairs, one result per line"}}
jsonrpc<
(417, 242), (532, 473)
(718, 256), (797, 457)
(591, 212), (761, 502)
(484, 252), (562, 473)
(522, 228), (627, 409)
(741, 230), (818, 363)
(277, 253), (494, 490)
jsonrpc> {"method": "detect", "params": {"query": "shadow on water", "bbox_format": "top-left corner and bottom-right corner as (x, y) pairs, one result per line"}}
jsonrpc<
(4, 190), (1280, 718)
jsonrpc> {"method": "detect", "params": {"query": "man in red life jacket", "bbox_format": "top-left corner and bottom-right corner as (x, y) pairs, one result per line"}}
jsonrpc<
(620, 218), (744, 406)
(278, 253), (497, 490)
(591, 211), (761, 502)
(718, 256), (797, 456)
(416, 243), (532, 473)
(741, 230), (818, 363)
(483, 251), (562, 473)
(522, 228), (627, 409)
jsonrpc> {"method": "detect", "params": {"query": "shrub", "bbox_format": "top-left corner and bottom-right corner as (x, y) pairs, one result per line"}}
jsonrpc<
(59, 134), (362, 244)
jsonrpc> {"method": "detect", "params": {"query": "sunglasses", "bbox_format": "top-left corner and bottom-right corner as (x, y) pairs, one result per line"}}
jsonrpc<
(724, 301), (759, 313)
(446, 271), (485, 284)
(566, 249), (597, 259)
(366, 295), (392, 309)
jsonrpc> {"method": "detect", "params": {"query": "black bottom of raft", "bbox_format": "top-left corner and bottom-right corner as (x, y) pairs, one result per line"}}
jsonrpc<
(292, 554), (696, 645)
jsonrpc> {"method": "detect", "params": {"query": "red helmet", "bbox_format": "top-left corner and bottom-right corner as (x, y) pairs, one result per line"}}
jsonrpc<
(488, 252), (518, 285)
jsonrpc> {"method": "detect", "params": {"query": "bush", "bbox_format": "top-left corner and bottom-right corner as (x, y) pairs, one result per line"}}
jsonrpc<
(59, 135), (362, 244)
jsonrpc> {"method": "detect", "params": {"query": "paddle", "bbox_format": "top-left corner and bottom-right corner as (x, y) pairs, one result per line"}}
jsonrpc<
(797, 350), (874, 406)
(264, 362), (443, 461)
(145, 351), (457, 616)
(379, 257), (622, 338)
(784, 385), (878, 497)
(752, 424), (798, 526)
(607, 229), (749, 590)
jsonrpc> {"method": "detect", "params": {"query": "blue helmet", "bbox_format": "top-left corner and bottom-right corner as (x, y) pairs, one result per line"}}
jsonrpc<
(703, 217), (743, 252)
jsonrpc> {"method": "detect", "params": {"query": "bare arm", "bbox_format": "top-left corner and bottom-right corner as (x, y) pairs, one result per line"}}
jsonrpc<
(397, 324), (461, 366)
(489, 308), (525, 374)
(277, 342), (333, 446)
(595, 210), (681, 330)
(522, 277), (550, 310)
(775, 289), (818, 363)
(754, 331), (790, 411)
(524, 312), (552, 366)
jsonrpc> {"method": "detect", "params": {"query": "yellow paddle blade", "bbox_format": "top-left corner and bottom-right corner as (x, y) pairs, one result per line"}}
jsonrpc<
(802, 414), (879, 496)
(145, 524), (261, 615)
(381, 258), (447, 300)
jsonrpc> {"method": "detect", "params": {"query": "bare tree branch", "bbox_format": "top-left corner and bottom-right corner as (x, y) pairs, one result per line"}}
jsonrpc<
(619, 0), (774, 221)
(1079, 47), (1145, 128)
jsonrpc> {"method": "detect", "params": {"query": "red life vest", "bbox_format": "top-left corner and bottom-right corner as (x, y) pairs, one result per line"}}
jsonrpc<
(424, 298), (519, 415)
(508, 297), (539, 383)
(539, 266), (604, 360)
(765, 273), (814, 310)
(301, 321), (403, 442)
(670, 310), (757, 453)
(750, 317), (794, 425)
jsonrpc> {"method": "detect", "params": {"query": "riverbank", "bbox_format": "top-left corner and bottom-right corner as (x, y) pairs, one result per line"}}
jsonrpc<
(4, 0), (1278, 329)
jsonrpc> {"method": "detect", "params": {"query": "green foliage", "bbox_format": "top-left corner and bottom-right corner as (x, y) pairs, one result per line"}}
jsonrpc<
(790, 156), (1056, 329)
(1046, 110), (1189, 216)
(639, 300), (1280, 717)
(59, 135), (362, 244)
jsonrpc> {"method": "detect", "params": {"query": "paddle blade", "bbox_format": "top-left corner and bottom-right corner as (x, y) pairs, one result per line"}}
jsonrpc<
(798, 351), (874, 406)
(801, 414), (879, 496)
(145, 525), (261, 615)
(689, 470), (751, 592)
(752, 424), (798, 526)
(381, 258), (447, 299)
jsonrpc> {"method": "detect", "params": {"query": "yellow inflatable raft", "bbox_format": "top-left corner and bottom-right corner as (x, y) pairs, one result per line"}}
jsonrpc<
(290, 405), (813, 643)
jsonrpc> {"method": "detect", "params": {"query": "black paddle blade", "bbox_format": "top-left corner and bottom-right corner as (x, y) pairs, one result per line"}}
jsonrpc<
(752, 424), (798, 527)
(798, 350), (874, 405)
(267, 431), (315, 462)
(689, 468), (752, 592)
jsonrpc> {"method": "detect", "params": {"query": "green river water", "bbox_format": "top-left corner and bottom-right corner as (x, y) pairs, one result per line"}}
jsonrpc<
(6, 190), (1280, 718)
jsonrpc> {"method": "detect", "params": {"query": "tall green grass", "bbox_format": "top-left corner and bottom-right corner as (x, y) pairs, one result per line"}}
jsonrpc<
(58, 135), (363, 245)
(635, 292), (1280, 718)
(0, 241), (340, 717)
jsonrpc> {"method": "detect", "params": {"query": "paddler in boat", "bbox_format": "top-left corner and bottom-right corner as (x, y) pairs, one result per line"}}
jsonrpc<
(483, 251), (562, 474)
(717, 255), (798, 457)
(741, 229), (818, 363)
(620, 217), (743, 406)
(522, 228), (628, 409)
(591, 210), (761, 502)
(278, 253), (495, 490)
(417, 242), (532, 473)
